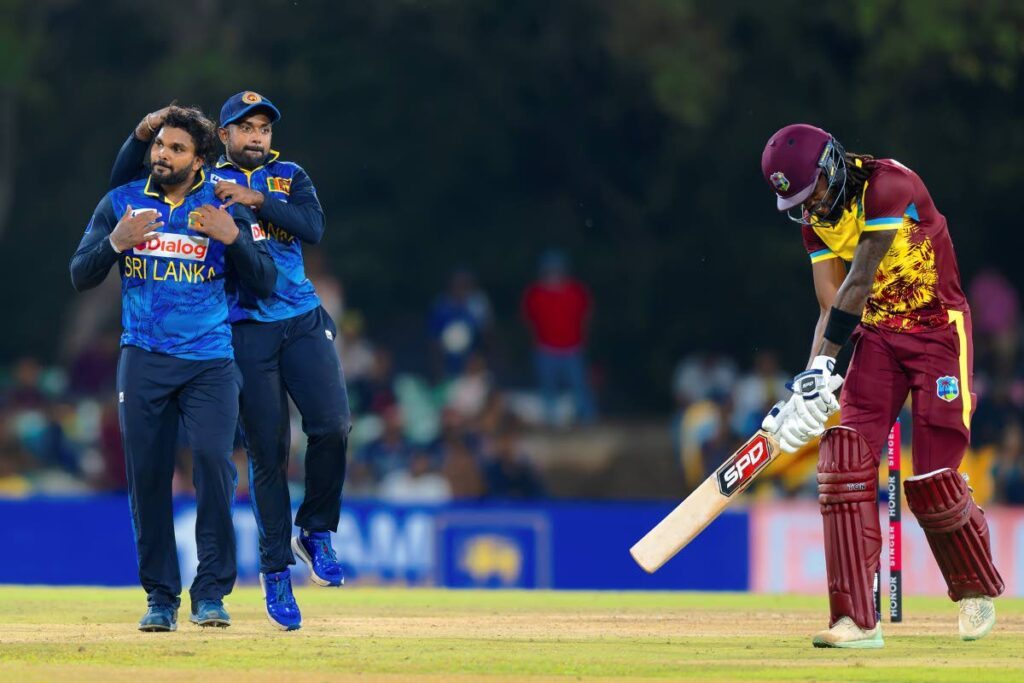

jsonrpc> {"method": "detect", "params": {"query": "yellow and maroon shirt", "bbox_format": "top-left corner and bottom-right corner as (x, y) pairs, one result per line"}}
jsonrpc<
(802, 159), (967, 333)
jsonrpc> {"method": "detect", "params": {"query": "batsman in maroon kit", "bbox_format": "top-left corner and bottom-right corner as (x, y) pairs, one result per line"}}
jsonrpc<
(759, 124), (1004, 648)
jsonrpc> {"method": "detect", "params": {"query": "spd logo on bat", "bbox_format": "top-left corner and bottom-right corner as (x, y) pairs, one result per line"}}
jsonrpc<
(716, 434), (771, 497)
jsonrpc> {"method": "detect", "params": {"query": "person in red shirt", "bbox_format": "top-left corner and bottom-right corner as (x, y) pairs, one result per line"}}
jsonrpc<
(521, 250), (596, 425)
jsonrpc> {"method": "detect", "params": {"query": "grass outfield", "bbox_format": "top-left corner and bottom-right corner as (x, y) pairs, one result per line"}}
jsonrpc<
(0, 587), (1022, 682)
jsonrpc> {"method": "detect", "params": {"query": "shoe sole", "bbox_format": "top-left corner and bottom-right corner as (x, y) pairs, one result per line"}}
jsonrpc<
(961, 618), (995, 641)
(812, 632), (884, 649)
(259, 573), (303, 632)
(138, 623), (177, 633)
(291, 536), (343, 587)
(190, 617), (231, 628)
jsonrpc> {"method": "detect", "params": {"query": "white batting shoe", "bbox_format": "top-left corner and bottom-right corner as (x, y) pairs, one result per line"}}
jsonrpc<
(812, 617), (884, 649)
(959, 596), (995, 641)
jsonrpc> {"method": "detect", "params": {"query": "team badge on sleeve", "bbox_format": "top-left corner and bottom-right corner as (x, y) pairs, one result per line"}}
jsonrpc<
(936, 376), (960, 402)
(769, 171), (790, 192)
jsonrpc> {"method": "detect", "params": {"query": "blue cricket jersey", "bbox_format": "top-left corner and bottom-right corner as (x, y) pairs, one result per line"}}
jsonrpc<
(210, 152), (323, 323)
(70, 171), (277, 360)
(108, 135), (325, 325)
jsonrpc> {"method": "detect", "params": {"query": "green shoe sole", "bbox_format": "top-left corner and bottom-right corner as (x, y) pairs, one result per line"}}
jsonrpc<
(812, 629), (884, 649)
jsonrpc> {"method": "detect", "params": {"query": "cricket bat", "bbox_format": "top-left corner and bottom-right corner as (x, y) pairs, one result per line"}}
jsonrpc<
(630, 430), (780, 573)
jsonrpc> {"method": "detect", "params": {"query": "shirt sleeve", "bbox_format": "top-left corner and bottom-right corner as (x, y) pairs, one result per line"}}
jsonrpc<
(863, 167), (914, 231)
(801, 224), (838, 264)
(256, 166), (326, 244)
(224, 204), (278, 298)
(109, 133), (149, 189)
(70, 194), (121, 292)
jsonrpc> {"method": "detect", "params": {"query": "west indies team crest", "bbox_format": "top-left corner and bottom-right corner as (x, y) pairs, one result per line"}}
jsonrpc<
(770, 171), (790, 192)
(936, 375), (960, 402)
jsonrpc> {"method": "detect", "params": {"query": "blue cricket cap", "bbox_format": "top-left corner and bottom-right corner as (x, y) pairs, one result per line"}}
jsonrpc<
(220, 91), (281, 127)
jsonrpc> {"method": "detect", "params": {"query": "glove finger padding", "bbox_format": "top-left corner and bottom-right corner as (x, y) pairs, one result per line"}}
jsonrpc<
(761, 400), (788, 434)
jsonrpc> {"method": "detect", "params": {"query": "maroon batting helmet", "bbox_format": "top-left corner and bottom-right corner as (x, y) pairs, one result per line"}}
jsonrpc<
(762, 124), (847, 219)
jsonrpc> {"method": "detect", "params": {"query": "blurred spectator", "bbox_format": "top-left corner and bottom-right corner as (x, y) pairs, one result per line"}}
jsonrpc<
(5, 357), (47, 410)
(446, 352), (494, 422)
(97, 403), (126, 491)
(429, 269), (491, 379)
(970, 269), (1023, 389)
(67, 332), (118, 397)
(971, 378), (1023, 448)
(483, 418), (545, 499)
(441, 439), (487, 499)
(305, 250), (346, 344)
(339, 310), (376, 408)
(352, 348), (399, 416)
(521, 249), (596, 426)
(357, 405), (413, 482)
(992, 421), (1024, 505)
(731, 350), (788, 436)
(672, 352), (738, 408)
(427, 406), (484, 463)
(378, 450), (452, 503)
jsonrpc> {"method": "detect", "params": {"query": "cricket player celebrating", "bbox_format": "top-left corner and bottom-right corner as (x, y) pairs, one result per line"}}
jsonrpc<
(760, 124), (1004, 648)
(111, 93), (351, 631)
(71, 106), (277, 631)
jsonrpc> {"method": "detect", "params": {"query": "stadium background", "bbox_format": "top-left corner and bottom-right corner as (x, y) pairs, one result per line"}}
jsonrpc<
(1, 2), (1023, 595)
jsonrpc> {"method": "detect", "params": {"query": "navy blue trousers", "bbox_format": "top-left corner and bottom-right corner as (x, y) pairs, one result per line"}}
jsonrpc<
(233, 306), (351, 573)
(117, 346), (239, 610)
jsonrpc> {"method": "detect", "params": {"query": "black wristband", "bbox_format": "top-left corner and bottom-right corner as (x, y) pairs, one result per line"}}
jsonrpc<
(824, 307), (860, 347)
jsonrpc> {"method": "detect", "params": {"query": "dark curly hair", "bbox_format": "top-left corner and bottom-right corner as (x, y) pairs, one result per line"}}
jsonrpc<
(161, 105), (217, 160)
(843, 152), (877, 207)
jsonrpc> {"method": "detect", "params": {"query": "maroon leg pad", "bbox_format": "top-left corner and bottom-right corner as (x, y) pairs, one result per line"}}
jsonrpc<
(904, 468), (1004, 601)
(818, 427), (881, 630)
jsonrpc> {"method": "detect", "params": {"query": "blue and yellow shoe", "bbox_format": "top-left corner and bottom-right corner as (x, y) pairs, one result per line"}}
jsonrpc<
(138, 604), (177, 632)
(292, 530), (344, 587)
(260, 569), (302, 631)
(189, 599), (231, 628)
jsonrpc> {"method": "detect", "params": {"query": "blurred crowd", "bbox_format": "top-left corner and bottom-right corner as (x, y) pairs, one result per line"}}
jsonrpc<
(0, 249), (594, 502)
(672, 268), (1024, 507)
(4, 258), (1023, 507)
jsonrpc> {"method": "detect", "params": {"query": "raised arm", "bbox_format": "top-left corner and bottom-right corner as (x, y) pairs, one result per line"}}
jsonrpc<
(109, 107), (172, 189)
(216, 166), (326, 244)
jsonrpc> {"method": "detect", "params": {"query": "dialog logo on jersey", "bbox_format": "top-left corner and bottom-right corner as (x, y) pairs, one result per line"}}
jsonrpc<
(716, 433), (772, 497)
(132, 233), (210, 261)
(250, 223), (267, 241)
(936, 375), (960, 402)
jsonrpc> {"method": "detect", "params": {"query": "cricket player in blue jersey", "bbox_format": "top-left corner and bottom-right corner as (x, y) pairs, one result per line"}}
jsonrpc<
(112, 93), (351, 631)
(72, 106), (277, 632)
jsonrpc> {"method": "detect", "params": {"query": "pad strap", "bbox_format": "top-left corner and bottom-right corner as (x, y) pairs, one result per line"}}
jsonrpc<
(904, 468), (1004, 600)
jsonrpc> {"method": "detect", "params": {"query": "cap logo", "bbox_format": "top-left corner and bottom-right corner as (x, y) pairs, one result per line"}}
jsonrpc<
(242, 91), (262, 104)
(770, 172), (790, 192)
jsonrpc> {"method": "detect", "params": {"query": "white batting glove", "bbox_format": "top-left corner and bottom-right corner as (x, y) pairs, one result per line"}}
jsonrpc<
(761, 398), (810, 453)
(789, 355), (843, 424)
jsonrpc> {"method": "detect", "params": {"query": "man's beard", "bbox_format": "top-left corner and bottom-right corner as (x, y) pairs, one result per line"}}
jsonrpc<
(230, 144), (267, 170)
(151, 163), (192, 187)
